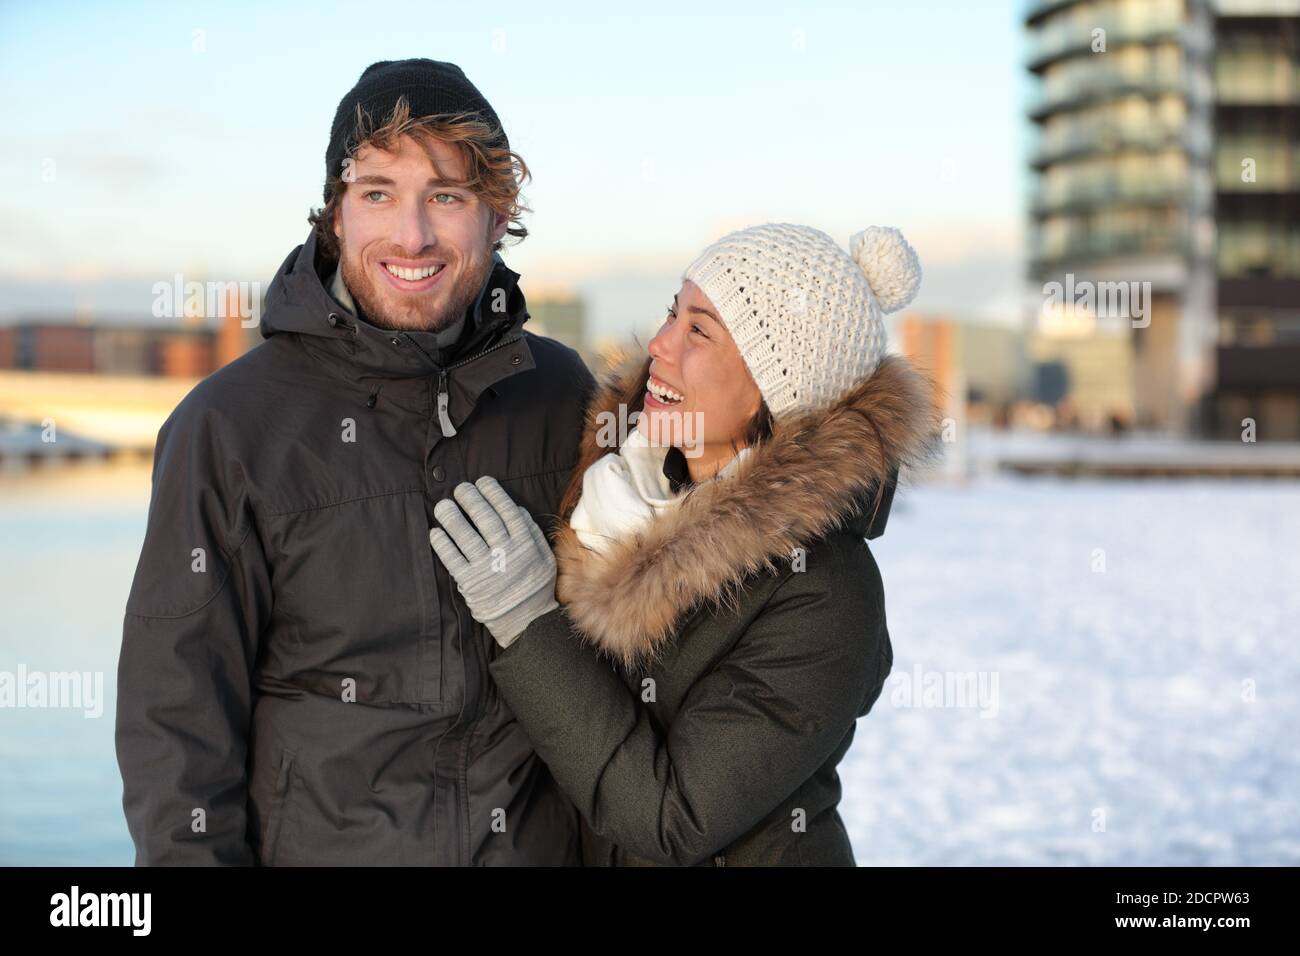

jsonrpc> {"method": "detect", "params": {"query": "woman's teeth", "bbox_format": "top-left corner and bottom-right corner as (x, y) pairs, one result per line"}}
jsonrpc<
(384, 263), (444, 281)
(648, 378), (684, 404)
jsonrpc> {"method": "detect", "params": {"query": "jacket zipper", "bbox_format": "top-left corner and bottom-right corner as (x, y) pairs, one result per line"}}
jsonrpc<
(432, 332), (525, 438)
(427, 329), (525, 863)
(453, 595), (480, 866)
(436, 370), (455, 437)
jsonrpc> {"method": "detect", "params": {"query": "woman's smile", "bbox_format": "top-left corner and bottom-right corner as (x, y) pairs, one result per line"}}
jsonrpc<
(645, 373), (686, 408)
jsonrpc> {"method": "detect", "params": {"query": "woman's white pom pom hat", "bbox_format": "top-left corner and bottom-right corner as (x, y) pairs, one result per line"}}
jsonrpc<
(681, 222), (922, 418)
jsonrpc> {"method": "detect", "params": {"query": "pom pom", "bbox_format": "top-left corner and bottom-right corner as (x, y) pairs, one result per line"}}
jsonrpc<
(849, 226), (921, 314)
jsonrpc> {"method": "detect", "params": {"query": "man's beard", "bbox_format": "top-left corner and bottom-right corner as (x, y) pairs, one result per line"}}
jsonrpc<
(337, 232), (494, 334)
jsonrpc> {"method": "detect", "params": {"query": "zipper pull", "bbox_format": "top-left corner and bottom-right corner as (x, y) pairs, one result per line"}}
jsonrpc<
(436, 370), (457, 437)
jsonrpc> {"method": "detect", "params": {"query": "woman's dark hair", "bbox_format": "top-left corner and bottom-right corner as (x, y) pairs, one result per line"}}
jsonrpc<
(673, 399), (772, 501)
(733, 398), (774, 455)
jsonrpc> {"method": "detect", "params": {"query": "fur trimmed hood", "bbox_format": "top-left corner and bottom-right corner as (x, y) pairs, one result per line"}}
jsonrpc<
(547, 349), (942, 668)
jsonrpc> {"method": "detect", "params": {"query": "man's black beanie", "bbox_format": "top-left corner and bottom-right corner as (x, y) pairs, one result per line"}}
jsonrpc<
(324, 58), (508, 204)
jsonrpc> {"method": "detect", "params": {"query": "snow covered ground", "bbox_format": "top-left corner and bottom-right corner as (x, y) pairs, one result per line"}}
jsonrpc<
(841, 474), (1300, 865)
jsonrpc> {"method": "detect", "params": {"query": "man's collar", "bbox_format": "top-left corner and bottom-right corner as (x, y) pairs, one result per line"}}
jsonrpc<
(326, 262), (360, 315)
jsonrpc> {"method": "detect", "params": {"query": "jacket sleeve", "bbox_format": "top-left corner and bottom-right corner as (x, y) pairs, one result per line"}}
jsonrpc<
(487, 565), (886, 866)
(115, 397), (272, 865)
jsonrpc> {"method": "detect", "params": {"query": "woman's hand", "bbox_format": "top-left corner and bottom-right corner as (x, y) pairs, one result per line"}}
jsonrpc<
(429, 475), (559, 649)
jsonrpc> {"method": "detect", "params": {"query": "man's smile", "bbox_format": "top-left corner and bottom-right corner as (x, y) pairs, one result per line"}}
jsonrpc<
(377, 257), (449, 293)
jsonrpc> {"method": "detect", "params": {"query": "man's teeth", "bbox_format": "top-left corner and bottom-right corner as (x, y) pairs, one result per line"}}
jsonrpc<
(384, 263), (444, 281)
(648, 379), (684, 403)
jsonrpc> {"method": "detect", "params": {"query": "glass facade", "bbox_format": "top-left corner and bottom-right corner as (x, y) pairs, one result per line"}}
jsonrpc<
(1211, 8), (1300, 437)
(1027, 0), (1186, 67)
(1216, 31), (1300, 102)
(1217, 221), (1300, 278)
(1025, 0), (1298, 436)
(1025, 0), (1217, 434)
(1026, 0), (1212, 277)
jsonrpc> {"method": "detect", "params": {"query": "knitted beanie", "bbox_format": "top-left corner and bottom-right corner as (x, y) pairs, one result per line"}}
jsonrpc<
(681, 222), (922, 418)
(324, 58), (508, 203)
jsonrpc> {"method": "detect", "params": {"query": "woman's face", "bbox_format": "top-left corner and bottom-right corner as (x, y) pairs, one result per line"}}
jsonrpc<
(638, 280), (762, 457)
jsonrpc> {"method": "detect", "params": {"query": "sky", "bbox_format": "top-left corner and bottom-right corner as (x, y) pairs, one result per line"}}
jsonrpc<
(0, 0), (1033, 341)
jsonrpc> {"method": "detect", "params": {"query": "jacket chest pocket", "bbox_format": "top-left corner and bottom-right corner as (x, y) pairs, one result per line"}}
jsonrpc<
(265, 491), (445, 705)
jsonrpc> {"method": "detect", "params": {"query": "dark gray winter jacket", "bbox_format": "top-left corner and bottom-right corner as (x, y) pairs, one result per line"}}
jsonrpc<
(115, 229), (595, 865)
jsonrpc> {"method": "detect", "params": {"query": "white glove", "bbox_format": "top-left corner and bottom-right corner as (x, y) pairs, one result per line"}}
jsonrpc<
(429, 476), (558, 648)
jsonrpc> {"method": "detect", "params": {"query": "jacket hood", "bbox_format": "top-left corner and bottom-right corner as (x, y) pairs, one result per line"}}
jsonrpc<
(549, 348), (942, 668)
(260, 228), (530, 378)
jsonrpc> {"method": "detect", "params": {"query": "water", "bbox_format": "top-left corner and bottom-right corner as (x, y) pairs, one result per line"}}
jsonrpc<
(2, 464), (1298, 865)
(1, 460), (152, 865)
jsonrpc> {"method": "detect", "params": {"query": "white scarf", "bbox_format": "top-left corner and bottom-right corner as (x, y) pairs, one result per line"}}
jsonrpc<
(569, 428), (752, 554)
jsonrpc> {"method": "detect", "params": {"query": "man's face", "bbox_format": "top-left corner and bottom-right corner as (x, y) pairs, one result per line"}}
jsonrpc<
(333, 133), (509, 333)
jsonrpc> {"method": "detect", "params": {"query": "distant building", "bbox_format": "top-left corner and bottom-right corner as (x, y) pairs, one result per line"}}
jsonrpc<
(0, 293), (256, 378)
(1024, 0), (1300, 438)
(1211, 1), (1300, 439)
(899, 313), (1033, 411)
(93, 328), (158, 377)
(897, 315), (973, 476)
(961, 322), (1034, 409)
(898, 313), (1041, 475)
(1028, 320), (1135, 427)
(523, 287), (590, 359)
(2, 324), (98, 373)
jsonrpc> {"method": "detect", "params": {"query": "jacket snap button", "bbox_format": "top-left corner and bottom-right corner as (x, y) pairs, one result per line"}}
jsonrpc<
(389, 336), (401, 347)
(510, 354), (522, 365)
(327, 313), (340, 327)
(431, 465), (446, 482)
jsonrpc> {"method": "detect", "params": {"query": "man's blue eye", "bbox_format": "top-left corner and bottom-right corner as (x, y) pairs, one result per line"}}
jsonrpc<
(365, 191), (385, 202)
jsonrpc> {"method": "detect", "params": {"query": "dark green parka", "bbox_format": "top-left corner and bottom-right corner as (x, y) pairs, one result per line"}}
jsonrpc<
(489, 348), (938, 866)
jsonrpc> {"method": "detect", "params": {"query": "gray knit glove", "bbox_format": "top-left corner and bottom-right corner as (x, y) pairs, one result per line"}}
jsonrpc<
(429, 476), (558, 649)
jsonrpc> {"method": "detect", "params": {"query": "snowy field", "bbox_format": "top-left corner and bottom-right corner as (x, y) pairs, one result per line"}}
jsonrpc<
(2, 465), (1297, 864)
(843, 475), (1300, 865)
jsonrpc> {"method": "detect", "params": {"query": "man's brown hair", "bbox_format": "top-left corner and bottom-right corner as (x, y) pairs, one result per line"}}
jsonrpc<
(308, 95), (531, 261)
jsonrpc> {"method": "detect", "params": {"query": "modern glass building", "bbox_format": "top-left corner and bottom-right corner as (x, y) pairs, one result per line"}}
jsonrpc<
(1025, 0), (1299, 438)
(1212, 1), (1300, 439)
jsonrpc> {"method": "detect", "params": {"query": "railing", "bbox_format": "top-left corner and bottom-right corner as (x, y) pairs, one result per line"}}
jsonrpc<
(1024, 0), (1083, 27)
(1028, 232), (1192, 265)
(1029, 176), (1190, 213)
(1029, 120), (1201, 166)
(1026, 5), (1186, 70)
(1029, 66), (1186, 118)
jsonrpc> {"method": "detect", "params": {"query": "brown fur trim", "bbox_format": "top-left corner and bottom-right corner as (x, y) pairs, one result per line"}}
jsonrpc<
(549, 348), (942, 669)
